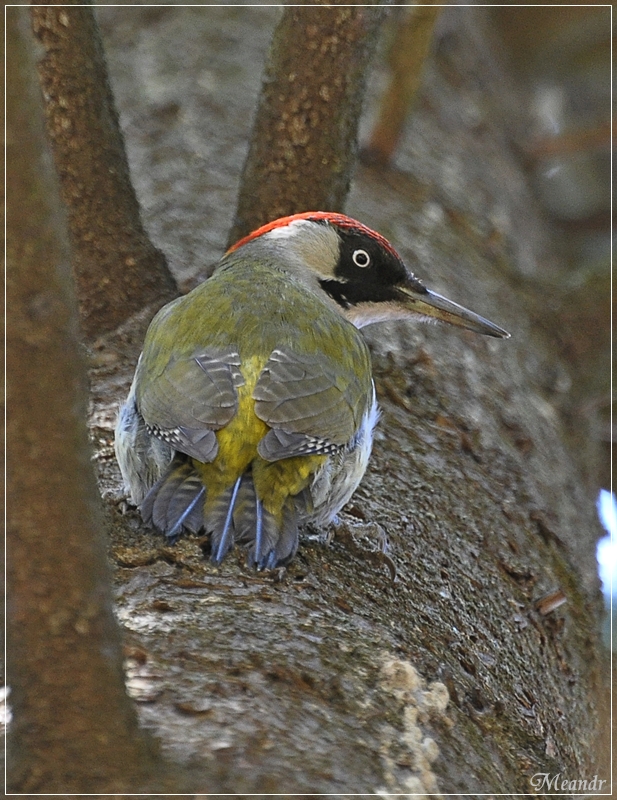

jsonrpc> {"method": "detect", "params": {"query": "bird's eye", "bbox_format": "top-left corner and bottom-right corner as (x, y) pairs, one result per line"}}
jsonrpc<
(352, 249), (371, 268)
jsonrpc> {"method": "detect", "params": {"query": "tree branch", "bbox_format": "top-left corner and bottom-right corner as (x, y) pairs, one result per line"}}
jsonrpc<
(228, 1), (387, 245)
(362, 2), (442, 166)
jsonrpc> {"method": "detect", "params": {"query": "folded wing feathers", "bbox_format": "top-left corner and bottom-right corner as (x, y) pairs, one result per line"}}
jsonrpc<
(258, 428), (341, 461)
(253, 347), (361, 446)
(138, 348), (243, 460)
(145, 423), (219, 463)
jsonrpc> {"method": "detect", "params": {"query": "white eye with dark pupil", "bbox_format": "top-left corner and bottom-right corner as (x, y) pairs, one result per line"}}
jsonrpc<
(352, 249), (371, 268)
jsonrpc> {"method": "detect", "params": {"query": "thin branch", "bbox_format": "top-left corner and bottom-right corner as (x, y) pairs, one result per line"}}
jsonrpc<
(362, 3), (442, 166)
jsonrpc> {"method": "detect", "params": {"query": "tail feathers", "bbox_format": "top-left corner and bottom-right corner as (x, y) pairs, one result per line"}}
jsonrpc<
(253, 499), (299, 569)
(232, 473), (258, 542)
(207, 477), (242, 564)
(140, 460), (300, 567)
(251, 499), (278, 569)
(235, 490), (298, 569)
(141, 457), (205, 541)
(207, 471), (298, 568)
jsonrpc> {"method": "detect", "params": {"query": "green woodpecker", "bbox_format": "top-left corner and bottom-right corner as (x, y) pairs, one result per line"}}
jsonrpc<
(115, 212), (509, 568)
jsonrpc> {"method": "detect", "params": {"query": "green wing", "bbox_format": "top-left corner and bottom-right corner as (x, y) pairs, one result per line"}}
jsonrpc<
(135, 347), (244, 463)
(253, 346), (371, 461)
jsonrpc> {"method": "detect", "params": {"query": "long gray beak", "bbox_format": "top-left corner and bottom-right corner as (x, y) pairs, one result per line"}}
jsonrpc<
(396, 284), (510, 339)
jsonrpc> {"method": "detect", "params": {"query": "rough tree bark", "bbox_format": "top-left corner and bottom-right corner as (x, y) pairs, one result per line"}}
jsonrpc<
(6, 10), (162, 793)
(228, 0), (387, 246)
(31, 0), (177, 342)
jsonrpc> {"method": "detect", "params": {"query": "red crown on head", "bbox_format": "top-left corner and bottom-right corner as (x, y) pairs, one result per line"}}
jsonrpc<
(227, 211), (400, 261)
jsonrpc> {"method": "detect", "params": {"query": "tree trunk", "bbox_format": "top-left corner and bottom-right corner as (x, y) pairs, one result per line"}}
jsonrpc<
(6, 9), (161, 792)
(31, 0), (177, 342)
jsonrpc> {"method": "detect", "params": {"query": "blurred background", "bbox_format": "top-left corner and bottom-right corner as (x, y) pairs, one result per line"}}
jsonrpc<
(489, 4), (612, 642)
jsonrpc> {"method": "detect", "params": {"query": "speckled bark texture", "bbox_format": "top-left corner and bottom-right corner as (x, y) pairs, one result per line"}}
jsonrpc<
(26, 3), (609, 794)
(31, 1), (177, 341)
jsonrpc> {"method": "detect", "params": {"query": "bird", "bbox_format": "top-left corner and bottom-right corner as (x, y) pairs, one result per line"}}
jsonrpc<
(115, 211), (509, 569)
